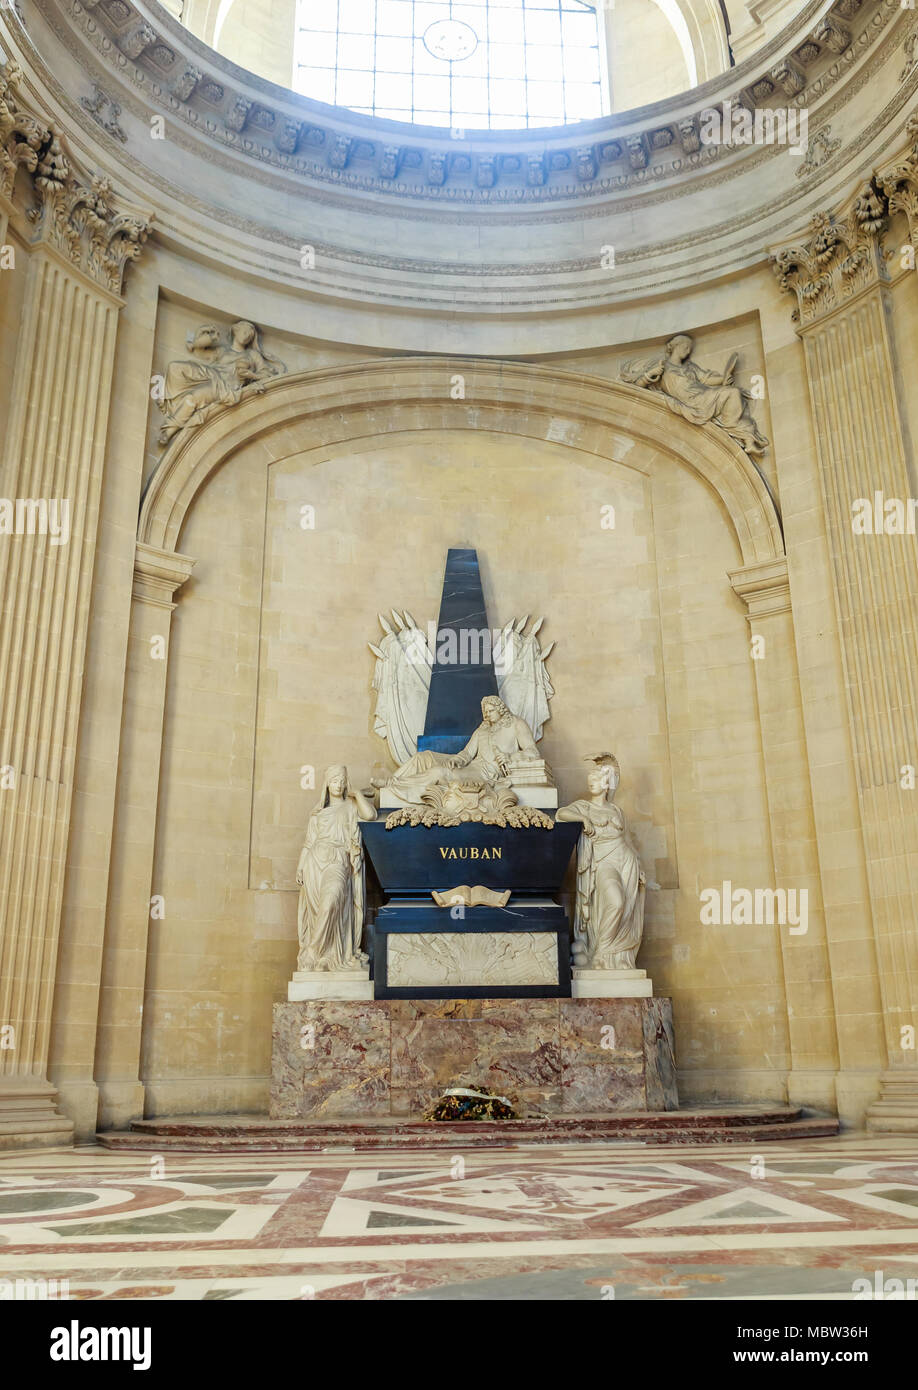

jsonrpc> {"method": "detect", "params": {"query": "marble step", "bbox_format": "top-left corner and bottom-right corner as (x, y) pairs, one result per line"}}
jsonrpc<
(97, 1109), (839, 1151)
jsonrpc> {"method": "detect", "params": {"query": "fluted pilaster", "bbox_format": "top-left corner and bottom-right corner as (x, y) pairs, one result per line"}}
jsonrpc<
(772, 168), (918, 1130)
(0, 103), (151, 1146)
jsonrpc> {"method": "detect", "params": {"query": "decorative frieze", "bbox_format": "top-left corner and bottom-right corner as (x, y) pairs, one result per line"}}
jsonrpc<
(80, 83), (127, 143)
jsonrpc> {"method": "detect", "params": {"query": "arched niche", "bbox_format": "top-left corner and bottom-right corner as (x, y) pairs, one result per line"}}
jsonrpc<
(139, 357), (782, 566)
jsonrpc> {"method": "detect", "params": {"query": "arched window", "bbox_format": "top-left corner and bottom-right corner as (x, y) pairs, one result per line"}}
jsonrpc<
(293, 0), (605, 130)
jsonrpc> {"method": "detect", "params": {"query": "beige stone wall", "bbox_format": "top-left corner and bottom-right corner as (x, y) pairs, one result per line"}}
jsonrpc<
(216, 0), (297, 90)
(609, 0), (692, 111)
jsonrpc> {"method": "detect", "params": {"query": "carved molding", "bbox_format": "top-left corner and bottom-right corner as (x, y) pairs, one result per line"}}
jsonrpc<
(728, 558), (791, 618)
(132, 541), (196, 608)
(1, 0), (910, 322)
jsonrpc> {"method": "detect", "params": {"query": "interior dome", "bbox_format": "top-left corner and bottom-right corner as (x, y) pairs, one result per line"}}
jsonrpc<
(167, 0), (805, 123)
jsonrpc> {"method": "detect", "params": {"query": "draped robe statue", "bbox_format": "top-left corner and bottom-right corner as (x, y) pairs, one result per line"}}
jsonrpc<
(296, 766), (376, 972)
(556, 757), (647, 970)
(374, 695), (549, 806)
(158, 320), (285, 445)
(621, 333), (768, 456)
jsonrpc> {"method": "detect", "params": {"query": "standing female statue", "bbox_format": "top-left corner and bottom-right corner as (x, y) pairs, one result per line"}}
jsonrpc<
(296, 766), (376, 972)
(556, 754), (647, 970)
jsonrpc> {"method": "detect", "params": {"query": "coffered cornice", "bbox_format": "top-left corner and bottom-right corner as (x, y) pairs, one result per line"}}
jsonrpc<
(28, 0), (909, 207)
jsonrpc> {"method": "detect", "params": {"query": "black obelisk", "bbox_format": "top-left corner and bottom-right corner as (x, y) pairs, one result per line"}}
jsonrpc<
(416, 548), (498, 755)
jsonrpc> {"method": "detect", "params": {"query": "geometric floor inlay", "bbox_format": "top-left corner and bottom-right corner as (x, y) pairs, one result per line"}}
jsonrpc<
(1, 1135), (917, 1299)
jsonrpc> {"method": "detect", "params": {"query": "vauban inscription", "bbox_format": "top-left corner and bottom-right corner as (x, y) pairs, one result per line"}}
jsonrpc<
(439, 846), (502, 860)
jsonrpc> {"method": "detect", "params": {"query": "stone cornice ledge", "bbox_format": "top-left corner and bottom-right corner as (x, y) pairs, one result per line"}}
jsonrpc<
(728, 558), (792, 617)
(132, 541), (195, 608)
(30, 0), (905, 206)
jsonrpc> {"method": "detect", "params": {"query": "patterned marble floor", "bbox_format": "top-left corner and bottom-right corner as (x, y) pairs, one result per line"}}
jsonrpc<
(1, 1134), (917, 1300)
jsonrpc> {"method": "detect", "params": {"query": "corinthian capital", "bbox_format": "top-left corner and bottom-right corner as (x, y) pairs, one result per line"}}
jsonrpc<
(0, 62), (49, 201)
(28, 129), (152, 294)
(876, 112), (918, 247)
(770, 180), (888, 326)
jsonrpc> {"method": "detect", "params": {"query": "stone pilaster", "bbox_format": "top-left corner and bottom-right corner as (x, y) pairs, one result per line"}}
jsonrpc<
(0, 120), (151, 1147)
(772, 171), (918, 1131)
(94, 544), (194, 1132)
(728, 558), (841, 1116)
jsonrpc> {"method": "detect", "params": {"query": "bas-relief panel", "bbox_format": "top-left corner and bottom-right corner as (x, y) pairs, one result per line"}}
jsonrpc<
(386, 931), (559, 987)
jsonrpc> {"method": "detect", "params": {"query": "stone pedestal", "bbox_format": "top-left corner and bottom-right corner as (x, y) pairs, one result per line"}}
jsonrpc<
(572, 968), (653, 998)
(271, 996), (677, 1118)
(373, 898), (571, 998)
(287, 969), (374, 1002)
